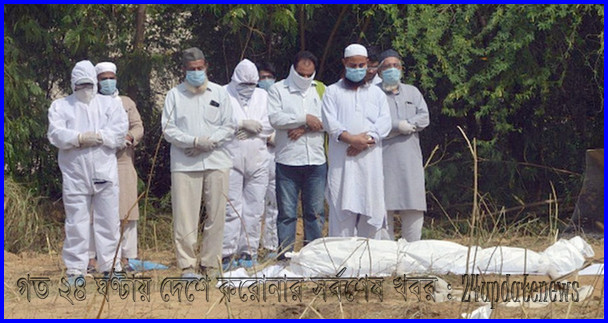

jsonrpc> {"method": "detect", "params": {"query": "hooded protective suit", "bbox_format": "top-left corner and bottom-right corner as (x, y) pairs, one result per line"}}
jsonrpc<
(222, 59), (273, 260)
(48, 60), (128, 275)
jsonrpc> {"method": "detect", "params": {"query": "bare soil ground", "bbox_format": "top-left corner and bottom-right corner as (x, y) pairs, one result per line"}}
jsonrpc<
(3, 238), (604, 319)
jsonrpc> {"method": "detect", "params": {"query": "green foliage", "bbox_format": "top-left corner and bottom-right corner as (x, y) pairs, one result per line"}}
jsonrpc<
(4, 4), (603, 228)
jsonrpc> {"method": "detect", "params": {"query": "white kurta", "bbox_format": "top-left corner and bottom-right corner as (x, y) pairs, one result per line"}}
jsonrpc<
(381, 84), (429, 211)
(321, 80), (392, 230)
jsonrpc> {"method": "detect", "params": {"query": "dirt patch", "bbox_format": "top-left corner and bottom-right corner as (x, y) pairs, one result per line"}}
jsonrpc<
(4, 239), (604, 319)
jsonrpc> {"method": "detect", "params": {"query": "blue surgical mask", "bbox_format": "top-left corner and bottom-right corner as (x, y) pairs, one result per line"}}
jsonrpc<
(345, 67), (367, 82)
(258, 78), (275, 91)
(186, 70), (207, 87)
(99, 79), (117, 95)
(381, 68), (402, 86)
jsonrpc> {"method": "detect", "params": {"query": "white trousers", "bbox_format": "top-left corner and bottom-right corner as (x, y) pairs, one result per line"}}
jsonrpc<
(63, 181), (121, 275)
(387, 210), (424, 241)
(89, 220), (138, 260)
(328, 203), (386, 239)
(222, 166), (269, 258)
(261, 158), (278, 251)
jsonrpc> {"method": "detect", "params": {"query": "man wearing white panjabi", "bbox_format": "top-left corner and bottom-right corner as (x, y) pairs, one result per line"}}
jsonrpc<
(321, 44), (392, 238)
(222, 59), (273, 269)
(48, 60), (128, 281)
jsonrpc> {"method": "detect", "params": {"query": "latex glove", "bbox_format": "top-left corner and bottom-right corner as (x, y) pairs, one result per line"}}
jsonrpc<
(398, 120), (416, 135)
(236, 129), (254, 140)
(184, 148), (203, 157)
(78, 132), (103, 147)
(194, 136), (216, 152)
(240, 120), (263, 134)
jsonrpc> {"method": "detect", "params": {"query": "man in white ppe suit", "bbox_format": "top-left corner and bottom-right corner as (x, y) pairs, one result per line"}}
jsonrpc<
(162, 47), (235, 278)
(256, 61), (279, 260)
(48, 60), (128, 280)
(88, 62), (144, 273)
(321, 44), (392, 238)
(222, 59), (273, 269)
(377, 49), (429, 241)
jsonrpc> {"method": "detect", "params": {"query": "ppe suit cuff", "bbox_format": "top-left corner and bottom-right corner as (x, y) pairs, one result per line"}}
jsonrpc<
(392, 119), (401, 131)
(98, 131), (114, 148)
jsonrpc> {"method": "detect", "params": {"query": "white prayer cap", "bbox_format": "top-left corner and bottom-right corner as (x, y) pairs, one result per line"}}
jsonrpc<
(344, 44), (368, 58)
(95, 62), (117, 75)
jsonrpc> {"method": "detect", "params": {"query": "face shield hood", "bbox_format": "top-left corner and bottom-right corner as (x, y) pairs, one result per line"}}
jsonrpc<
(71, 60), (98, 94)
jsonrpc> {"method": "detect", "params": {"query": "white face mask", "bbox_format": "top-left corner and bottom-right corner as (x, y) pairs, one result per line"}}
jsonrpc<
(235, 83), (256, 107)
(75, 88), (96, 103)
(289, 65), (315, 93)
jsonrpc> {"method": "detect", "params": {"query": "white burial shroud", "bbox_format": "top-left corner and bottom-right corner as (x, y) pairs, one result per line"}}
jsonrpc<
(287, 236), (596, 279)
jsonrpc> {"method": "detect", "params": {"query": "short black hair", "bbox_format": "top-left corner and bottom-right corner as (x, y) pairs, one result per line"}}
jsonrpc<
(256, 61), (276, 78)
(367, 46), (381, 62)
(293, 51), (318, 69)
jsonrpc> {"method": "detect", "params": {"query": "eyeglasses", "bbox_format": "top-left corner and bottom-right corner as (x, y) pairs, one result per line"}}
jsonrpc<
(381, 62), (402, 69)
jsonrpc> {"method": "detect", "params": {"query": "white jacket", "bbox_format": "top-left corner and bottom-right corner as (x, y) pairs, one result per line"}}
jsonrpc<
(224, 59), (273, 171)
(48, 61), (128, 193)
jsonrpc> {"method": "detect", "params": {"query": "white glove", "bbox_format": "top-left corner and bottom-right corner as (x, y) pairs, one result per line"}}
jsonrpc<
(184, 148), (204, 157)
(397, 120), (416, 135)
(235, 129), (254, 140)
(78, 132), (103, 147)
(239, 120), (263, 134)
(194, 136), (216, 152)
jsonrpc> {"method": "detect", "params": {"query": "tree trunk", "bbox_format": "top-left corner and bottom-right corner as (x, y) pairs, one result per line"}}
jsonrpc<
(318, 5), (348, 79)
(134, 4), (147, 50)
(299, 4), (306, 50)
(357, 4), (376, 43)
(266, 5), (274, 60)
(128, 4), (147, 101)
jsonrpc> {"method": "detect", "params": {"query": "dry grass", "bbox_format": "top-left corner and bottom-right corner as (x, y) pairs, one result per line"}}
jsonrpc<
(3, 126), (604, 318)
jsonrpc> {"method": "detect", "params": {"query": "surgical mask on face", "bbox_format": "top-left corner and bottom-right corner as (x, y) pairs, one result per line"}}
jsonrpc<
(258, 78), (275, 91)
(381, 68), (402, 86)
(345, 67), (367, 82)
(75, 88), (96, 103)
(186, 70), (207, 87)
(99, 79), (117, 95)
(236, 83), (256, 106)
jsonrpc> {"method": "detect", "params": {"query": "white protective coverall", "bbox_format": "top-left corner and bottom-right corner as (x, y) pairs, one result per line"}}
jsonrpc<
(48, 60), (128, 275)
(261, 143), (279, 252)
(321, 79), (392, 238)
(222, 59), (273, 259)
